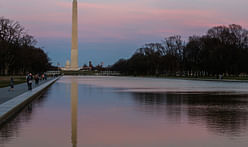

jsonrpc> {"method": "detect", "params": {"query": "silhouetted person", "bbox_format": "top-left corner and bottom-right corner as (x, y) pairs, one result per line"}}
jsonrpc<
(27, 73), (33, 90)
(41, 74), (45, 80)
(34, 74), (39, 85)
(44, 74), (47, 80)
(9, 77), (14, 91)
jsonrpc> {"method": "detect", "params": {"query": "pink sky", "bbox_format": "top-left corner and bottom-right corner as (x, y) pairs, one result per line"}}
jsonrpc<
(1, 0), (248, 65)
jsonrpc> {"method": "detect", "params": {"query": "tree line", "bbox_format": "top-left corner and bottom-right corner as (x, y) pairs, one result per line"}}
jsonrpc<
(111, 24), (248, 77)
(0, 17), (51, 75)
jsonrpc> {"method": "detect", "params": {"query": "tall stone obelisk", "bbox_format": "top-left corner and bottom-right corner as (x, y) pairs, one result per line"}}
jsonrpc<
(71, 0), (79, 70)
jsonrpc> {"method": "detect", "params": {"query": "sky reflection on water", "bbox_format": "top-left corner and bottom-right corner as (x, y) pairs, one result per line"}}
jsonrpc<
(0, 76), (248, 147)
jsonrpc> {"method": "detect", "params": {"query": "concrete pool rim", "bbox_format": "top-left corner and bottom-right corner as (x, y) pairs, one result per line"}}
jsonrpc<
(0, 77), (60, 126)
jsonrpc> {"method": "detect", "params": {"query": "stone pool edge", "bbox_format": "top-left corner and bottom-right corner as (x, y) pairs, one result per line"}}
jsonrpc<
(0, 77), (60, 126)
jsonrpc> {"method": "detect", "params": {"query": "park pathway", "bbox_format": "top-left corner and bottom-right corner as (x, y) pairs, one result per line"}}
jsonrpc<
(0, 78), (54, 105)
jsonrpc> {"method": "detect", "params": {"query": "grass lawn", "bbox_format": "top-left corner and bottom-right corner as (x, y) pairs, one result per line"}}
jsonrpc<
(0, 76), (26, 88)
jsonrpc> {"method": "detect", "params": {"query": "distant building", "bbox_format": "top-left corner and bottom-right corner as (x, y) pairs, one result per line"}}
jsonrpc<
(89, 61), (93, 68)
(81, 64), (92, 71)
(65, 60), (70, 68)
(80, 61), (94, 71)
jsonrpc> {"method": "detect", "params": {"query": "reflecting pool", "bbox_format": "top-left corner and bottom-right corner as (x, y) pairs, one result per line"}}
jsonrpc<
(1, 76), (248, 147)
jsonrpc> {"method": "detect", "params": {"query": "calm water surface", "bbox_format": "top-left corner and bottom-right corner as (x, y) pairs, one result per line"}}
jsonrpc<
(1, 76), (248, 147)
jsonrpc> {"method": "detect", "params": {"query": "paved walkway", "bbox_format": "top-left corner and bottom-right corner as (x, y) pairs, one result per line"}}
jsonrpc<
(0, 77), (59, 125)
(0, 78), (55, 105)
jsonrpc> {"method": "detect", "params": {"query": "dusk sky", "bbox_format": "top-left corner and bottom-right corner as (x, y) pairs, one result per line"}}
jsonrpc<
(1, 0), (248, 66)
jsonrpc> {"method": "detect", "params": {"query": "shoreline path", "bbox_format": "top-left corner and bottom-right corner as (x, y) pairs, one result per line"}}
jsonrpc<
(0, 78), (54, 105)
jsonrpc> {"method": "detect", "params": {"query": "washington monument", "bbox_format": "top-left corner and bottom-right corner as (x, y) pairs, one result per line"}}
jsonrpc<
(63, 0), (79, 71)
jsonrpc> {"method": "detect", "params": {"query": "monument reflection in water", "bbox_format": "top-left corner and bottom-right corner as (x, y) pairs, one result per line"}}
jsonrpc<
(1, 76), (248, 147)
(71, 80), (78, 147)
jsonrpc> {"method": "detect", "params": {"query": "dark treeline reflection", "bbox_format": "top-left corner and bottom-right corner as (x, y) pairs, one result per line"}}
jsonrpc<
(0, 91), (49, 143)
(131, 92), (248, 136)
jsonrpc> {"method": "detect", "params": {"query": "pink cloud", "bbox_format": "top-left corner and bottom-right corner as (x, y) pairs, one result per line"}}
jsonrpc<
(3, 0), (247, 42)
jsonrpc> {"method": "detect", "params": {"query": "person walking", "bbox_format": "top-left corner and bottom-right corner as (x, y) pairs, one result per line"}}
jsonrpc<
(41, 74), (45, 80)
(35, 74), (39, 85)
(44, 74), (47, 80)
(27, 73), (33, 90)
(9, 77), (14, 91)
(26, 73), (29, 87)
